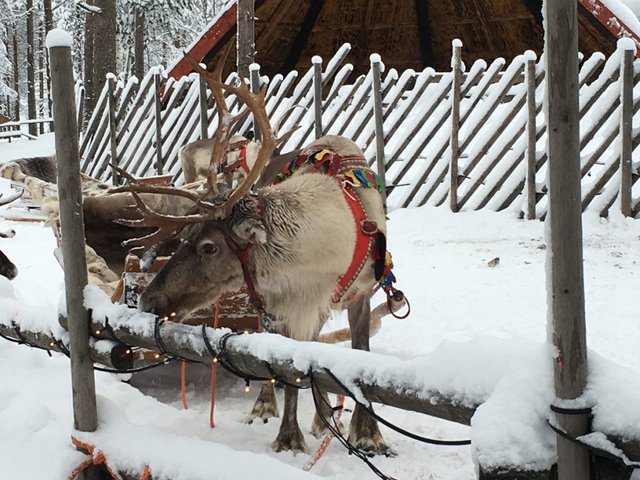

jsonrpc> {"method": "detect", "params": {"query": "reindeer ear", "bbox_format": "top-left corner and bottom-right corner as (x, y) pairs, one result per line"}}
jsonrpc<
(232, 218), (267, 244)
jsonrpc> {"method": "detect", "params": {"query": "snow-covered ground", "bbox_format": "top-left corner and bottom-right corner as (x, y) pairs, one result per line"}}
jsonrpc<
(0, 134), (639, 479)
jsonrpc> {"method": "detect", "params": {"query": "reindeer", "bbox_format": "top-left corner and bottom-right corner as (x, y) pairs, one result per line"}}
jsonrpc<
(179, 135), (262, 185)
(0, 191), (24, 280)
(123, 53), (404, 455)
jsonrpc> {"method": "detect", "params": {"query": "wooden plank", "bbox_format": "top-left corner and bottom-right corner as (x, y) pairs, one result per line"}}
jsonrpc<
(79, 85), (108, 170)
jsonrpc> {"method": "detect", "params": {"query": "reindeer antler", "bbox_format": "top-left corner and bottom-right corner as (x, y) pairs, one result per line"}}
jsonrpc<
(184, 44), (250, 195)
(184, 50), (299, 219)
(114, 51), (299, 254)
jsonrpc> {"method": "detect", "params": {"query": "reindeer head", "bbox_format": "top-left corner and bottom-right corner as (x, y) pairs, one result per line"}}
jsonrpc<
(138, 193), (268, 317)
(119, 48), (295, 319)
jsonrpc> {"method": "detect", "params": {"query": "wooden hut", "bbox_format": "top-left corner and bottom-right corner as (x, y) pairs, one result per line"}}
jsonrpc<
(167, 0), (640, 80)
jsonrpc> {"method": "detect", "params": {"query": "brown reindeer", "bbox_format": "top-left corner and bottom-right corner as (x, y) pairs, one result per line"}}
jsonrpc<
(127, 56), (401, 455)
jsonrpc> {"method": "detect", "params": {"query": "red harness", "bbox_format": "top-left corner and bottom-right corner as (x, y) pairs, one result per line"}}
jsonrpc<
(331, 184), (378, 303)
(222, 140), (251, 176)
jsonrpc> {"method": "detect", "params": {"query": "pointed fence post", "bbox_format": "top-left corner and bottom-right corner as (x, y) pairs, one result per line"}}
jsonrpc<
(107, 75), (119, 185)
(199, 74), (208, 140)
(250, 63), (262, 141)
(153, 70), (163, 175)
(313, 56), (324, 138)
(525, 52), (538, 220)
(620, 40), (635, 218)
(47, 28), (98, 433)
(449, 40), (462, 213)
(544, 1), (590, 479)
(370, 53), (387, 210)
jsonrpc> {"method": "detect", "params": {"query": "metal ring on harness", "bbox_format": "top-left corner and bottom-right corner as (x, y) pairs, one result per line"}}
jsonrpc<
(386, 288), (411, 319)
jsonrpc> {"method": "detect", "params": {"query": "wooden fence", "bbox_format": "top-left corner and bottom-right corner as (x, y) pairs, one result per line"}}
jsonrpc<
(79, 40), (640, 218)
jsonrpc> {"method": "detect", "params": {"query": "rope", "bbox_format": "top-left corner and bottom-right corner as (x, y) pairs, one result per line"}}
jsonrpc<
(181, 360), (189, 410)
(321, 367), (471, 446)
(547, 419), (640, 469)
(303, 394), (345, 471)
(308, 373), (398, 480)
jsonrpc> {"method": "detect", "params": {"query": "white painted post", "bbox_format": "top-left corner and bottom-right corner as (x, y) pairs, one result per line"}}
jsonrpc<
(47, 28), (98, 433)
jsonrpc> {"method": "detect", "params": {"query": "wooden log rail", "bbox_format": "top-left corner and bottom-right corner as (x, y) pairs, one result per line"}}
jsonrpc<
(0, 321), (133, 371)
(72, 310), (479, 426)
(3, 309), (640, 478)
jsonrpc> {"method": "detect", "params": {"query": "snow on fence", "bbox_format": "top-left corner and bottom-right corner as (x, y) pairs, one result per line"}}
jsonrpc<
(79, 41), (640, 218)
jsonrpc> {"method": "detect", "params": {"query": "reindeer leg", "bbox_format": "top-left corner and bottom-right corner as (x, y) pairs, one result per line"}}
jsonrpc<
(271, 385), (308, 453)
(248, 382), (279, 424)
(310, 383), (344, 438)
(346, 295), (396, 457)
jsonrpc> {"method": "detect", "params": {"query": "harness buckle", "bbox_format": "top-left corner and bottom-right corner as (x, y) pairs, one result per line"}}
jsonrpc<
(361, 220), (378, 235)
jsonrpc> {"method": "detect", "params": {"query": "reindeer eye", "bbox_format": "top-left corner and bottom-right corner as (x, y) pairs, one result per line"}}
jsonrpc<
(200, 242), (217, 255)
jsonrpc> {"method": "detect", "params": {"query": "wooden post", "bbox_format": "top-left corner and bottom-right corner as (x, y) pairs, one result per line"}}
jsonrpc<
(107, 75), (119, 185)
(154, 70), (163, 175)
(199, 75), (208, 140)
(250, 63), (261, 141)
(544, 2), (590, 479)
(449, 40), (462, 213)
(236, 0), (255, 79)
(313, 56), (323, 138)
(370, 53), (387, 210)
(47, 29), (98, 433)
(620, 41), (634, 218)
(525, 53), (538, 220)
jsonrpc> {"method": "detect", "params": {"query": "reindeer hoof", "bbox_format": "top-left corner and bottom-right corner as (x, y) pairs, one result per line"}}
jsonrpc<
(247, 403), (279, 424)
(310, 414), (344, 439)
(348, 435), (397, 457)
(247, 405), (279, 423)
(271, 429), (308, 454)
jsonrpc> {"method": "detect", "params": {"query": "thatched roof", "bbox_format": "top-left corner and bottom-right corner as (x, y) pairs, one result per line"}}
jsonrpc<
(167, 0), (640, 79)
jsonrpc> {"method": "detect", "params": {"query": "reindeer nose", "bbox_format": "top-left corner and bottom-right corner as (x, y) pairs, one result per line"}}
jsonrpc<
(6, 265), (17, 280)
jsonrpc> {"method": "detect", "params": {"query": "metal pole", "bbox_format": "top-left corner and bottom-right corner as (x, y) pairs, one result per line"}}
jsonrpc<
(47, 29), (98, 433)
(544, 1), (590, 478)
